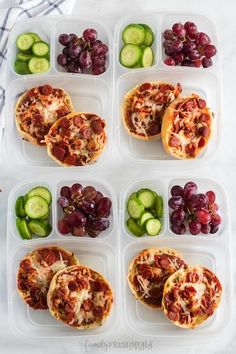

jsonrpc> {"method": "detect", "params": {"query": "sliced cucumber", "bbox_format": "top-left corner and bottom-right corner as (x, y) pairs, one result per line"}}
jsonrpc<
(28, 57), (50, 74)
(155, 195), (163, 218)
(140, 211), (154, 226)
(27, 186), (52, 205)
(122, 24), (145, 45)
(16, 218), (24, 238)
(25, 196), (49, 219)
(141, 46), (154, 67)
(145, 218), (161, 236)
(126, 217), (145, 237)
(28, 220), (52, 237)
(14, 60), (31, 75)
(27, 32), (41, 42)
(120, 44), (142, 68)
(128, 192), (137, 201)
(16, 33), (34, 51)
(139, 24), (154, 46)
(137, 189), (155, 208)
(32, 41), (49, 57)
(127, 197), (145, 219)
(39, 211), (49, 220)
(15, 196), (26, 217)
(16, 52), (32, 62)
(16, 218), (32, 239)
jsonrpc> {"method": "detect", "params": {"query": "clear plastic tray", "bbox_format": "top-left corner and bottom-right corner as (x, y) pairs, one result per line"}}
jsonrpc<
(7, 176), (119, 342)
(114, 12), (221, 166)
(4, 17), (113, 168)
(120, 177), (233, 344)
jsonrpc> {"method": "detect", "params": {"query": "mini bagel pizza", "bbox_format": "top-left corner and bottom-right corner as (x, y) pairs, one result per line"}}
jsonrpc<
(162, 266), (222, 329)
(45, 112), (107, 166)
(161, 94), (213, 159)
(17, 246), (79, 310)
(47, 265), (113, 329)
(127, 247), (187, 308)
(15, 85), (73, 146)
(122, 81), (182, 140)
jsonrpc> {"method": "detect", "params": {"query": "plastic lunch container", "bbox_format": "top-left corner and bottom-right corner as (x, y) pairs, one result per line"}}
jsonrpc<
(114, 12), (221, 166)
(5, 17), (113, 168)
(4, 11), (233, 345)
(7, 177), (119, 341)
(120, 177), (233, 344)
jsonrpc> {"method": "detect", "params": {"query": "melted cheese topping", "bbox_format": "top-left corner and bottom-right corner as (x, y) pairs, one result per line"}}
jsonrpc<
(35, 100), (64, 124)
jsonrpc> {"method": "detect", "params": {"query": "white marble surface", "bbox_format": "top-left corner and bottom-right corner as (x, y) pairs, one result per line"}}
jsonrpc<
(0, 0), (236, 353)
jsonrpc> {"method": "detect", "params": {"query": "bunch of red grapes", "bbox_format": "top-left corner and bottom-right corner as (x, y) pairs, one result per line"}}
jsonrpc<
(163, 21), (217, 68)
(169, 181), (221, 235)
(57, 183), (112, 237)
(57, 28), (108, 75)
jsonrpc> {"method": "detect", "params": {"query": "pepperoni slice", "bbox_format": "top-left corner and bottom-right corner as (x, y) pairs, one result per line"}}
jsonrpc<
(185, 143), (196, 156)
(198, 98), (206, 108)
(60, 117), (70, 129)
(52, 145), (66, 161)
(57, 108), (68, 119)
(82, 299), (92, 312)
(68, 281), (78, 291)
(185, 99), (197, 110)
(64, 154), (77, 166)
(39, 85), (53, 96)
(160, 257), (170, 270)
(93, 305), (104, 318)
(169, 136), (180, 147)
(81, 128), (92, 139)
(27, 88), (38, 98)
(168, 310), (180, 322)
(159, 84), (172, 92)
(198, 126), (209, 137)
(198, 136), (206, 148)
(187, 272), (199, 283)
(141, 267), (153, 279)
(74, 116), (83, 127)
(41, 249), (57, 266)
(148, 121), (161, 135)
(91, 119), (103, 134)
(139, 83), (152, 92)
(60, 128), (71, 138)
(200, 113), (210, 123)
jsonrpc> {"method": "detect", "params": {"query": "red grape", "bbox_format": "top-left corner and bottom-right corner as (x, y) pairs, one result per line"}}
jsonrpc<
(210, 224), (219, 234)
(164, 57), (175, 66)
(69, 33), (78, 42)
(71, 183), (83, 197)
(87, 229), (100, 238)
(171, 185), (184, 197)
(188, 49), (201, 61)
(59, 34), (71, 46)
(183, 40), (197, 54)
(67, 60), (83, 73)
(93, 55), (106, 67)
(202, 56), (213, 68)
(181, 59), (195, 67)
(92, 65), (106, 75)
(92, 43), (108, 56)
(60, 186), (71, 199)
(184, 22), (198, 37)
(170, 209), (185, 226)
(72, 226), (86, 237)
(201, 223), (211, 234)
(206, 191), (216, 204)
(79, 51), (92, 69)
(168, 196), (184, 210)
(189, 193), (209, 210)
(67, 211), (87, 227)
(204, 44), (217, 58)
(87, 218), (109, 231)
(69, 43), (82, 58)
(163, 29), (175, 40)
(58, 218), (72, 234)
(57, 196), (69, 208)
(172, 51), (185, 64)
(96, 197), (112, 217)
(172, 23), (186, 39)
(196, 209), (211, 224)
(171, 223), (186, 235)
(94, 191), (103, 204)
(83, 186), (97, 200)
(79, 199), (95, 215)
(62, 46), (70, 57)
(211, 203), (219, 212)
(211, 213), (221, 227)
(170, 39), (183, 53)
(57, 54), (68, 67)
(189, 220), (201, 235)
(195, 32), (211, 46)
(83, 28), (98, 42)
(183, 181), (198, 200)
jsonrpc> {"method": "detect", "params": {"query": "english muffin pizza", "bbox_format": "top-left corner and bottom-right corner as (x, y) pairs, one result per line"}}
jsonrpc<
(127, 247), (187, 308)
(161, 94), (213, 159)
(47, 265), (113, 329)
(15, 85), (73, 146)
(162, 266), (222, 328)
(45, 112), (107, 166)
(122, 81), (182, 140)
(17, 246), (79, 309)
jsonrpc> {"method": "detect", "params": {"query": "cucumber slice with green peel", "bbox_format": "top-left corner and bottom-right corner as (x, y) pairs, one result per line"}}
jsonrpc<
(16, 218), (32, 239)
(28, 57), (50, 74)
(26, 32), (41, 42)
(14, 60), (31, 75)
(16, 33), (34, 51)
(140, 211), (154, 226)
(39, 211), (49, 220)
(120, 44), (142, 68)
(16, 52), (32, 62)
(152, 191), (157, 198)
(27, 186), (52, 205)
(141, 46), (154, 67)
(25, 196), (49, 219)
(15, 196), (26, 217)
(28, 220), (52, 237)
(137, 189), (155, 208)
(139, 24), (154, 46)
(127, 197), (145, 219)
(128, 192), (137, 201)
(32, 41), (49, 57)
(122, 24), (145, 45)
(126, 218), (145, 237)
(155, 195), (163, 218)
(145, 218), (161, 236)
